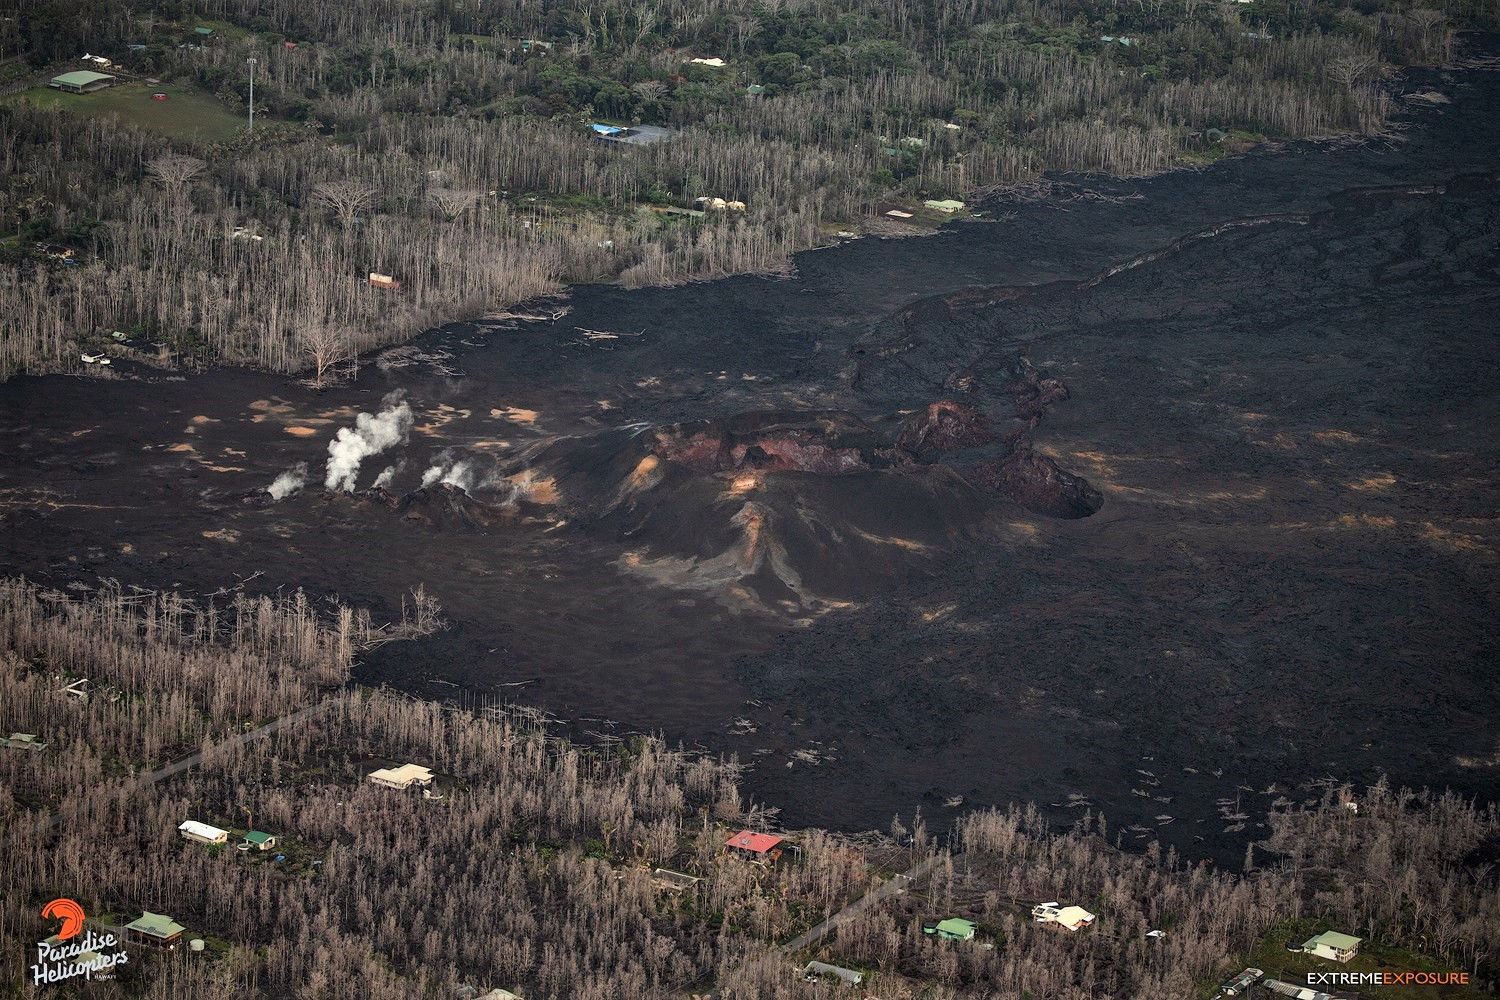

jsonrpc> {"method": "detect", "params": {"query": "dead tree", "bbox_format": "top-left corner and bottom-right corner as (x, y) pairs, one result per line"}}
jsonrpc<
(145, 153), (206, 204)
(312, 180), (378, 230)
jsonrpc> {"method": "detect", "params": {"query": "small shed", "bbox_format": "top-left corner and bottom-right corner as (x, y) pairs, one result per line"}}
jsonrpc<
(126, 911), (186, 946)
(651, 868), (701, 891)
(1301, 931), (1361, 963)
(193, 26), (215, 36)
(179, 820), (229, 845)
(368, 272), (401, 290)
(1263, 978), (1338, 999)
(803, 961), (863, 985)
(49, 71), (117, 93)
(725, 830), (785, 862)
(244, 830), (278, 851)
(369, 763), (434, 789)
(1218, 967), (1264, 996)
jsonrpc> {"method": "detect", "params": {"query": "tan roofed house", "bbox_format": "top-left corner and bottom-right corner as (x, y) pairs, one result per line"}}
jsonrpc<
(1032, 901), (1096, 931)
(369, 763), (435, 789)
(1054, 905), (1096, 931)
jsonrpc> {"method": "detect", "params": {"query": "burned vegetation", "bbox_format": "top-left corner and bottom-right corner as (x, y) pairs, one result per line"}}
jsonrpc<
(2, 581), (1498, 998)
(0, 0), (1463, 377)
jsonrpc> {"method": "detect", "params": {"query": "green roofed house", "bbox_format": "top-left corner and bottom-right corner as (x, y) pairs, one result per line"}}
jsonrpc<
(126, 911), (186, 946)
(244, 830), (278, 851)
(924, 199), (966, 214)
(2, 732), (48, 751)
(1301, 930), (1362, 963)
(193, 26), (215, 36)
(49, 71), (117, 94)
(924, 917), (976, 940)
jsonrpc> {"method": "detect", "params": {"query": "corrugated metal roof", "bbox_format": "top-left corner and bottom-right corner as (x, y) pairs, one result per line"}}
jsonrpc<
(127, 911), (186, 939)
(369, 763), (434, 785)
(936, 917), (975, 937)
(1307, 930), (1361, 950)
(725, 830), (783, 853)
(179, 820), (228, 840)
(51, 71), (115, 87)
(1056, 905), (1095, 927)
(805, 961), (863, 983)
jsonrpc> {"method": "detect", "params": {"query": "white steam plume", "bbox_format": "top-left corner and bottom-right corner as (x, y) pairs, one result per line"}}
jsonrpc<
(442, 461), (474, 490)
(420, 450), (475, 491)
(372, 461), (403, 489)
(324, 391), (413, 492)
(266, 462), (307, 500)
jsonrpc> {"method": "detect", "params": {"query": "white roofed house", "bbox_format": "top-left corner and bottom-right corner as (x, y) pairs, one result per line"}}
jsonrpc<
(368, 763), (435, 790)
(178, 820), (229, 845)
(1032, 901), (1096, 931)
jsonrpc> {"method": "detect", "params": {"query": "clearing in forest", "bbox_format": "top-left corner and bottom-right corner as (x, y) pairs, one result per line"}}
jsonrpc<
(9, 80), (247, 144)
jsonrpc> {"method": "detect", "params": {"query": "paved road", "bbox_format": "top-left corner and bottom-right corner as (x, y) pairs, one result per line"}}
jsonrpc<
(705, 850), (947, 997)
(0, 699), (333, 848)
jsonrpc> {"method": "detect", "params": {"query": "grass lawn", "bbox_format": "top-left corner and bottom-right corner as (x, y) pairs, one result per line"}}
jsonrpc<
(9, 80), (247, 144)
(1207, 918), (1488, 1000)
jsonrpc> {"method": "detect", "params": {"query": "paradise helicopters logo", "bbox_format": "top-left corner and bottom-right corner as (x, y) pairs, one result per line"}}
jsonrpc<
(29, 898), (129, 986)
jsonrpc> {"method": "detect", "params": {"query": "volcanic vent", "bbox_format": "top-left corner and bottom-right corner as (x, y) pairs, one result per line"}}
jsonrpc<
(347, 361), (1094, 611)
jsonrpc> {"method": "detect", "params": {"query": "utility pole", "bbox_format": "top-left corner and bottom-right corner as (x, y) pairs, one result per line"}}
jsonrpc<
(247, 56), (256, 131)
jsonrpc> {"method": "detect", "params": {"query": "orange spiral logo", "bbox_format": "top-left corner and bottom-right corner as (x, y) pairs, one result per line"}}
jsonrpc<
(41, 899), (86, 940)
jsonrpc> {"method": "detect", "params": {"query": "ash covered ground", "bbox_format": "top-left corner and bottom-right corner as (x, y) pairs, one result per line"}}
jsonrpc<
(2, 50), (1498, 863)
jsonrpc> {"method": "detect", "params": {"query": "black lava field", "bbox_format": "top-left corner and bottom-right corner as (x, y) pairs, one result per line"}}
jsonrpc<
(3, 48), (1498, 864)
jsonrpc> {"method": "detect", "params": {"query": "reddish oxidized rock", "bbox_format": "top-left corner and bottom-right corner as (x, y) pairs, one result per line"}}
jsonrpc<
(1005, 358), (1070, 421)
(896, 401), (996, 456)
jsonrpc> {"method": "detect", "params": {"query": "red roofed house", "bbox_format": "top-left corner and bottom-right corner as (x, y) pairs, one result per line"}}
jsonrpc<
(725, 830), (785, 863)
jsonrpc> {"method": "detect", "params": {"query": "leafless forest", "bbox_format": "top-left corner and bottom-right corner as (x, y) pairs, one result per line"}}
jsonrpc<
(1, 0), (1460, 376)
(808, 790), (1500, 997)
(1, 580), (1496, 997)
